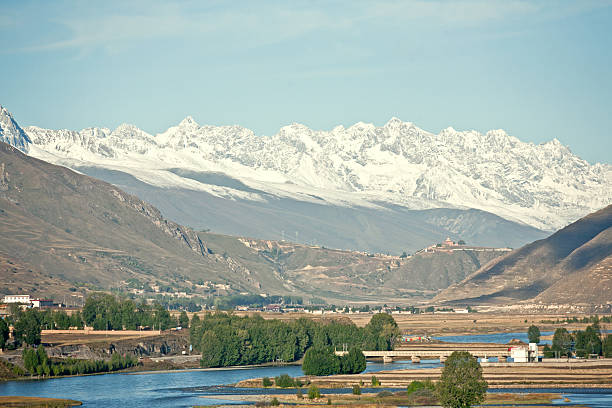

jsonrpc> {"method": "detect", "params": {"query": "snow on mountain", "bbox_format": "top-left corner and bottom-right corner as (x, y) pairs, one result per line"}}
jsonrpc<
(0, 106), (31, 152)
(5, 108), (611, 231)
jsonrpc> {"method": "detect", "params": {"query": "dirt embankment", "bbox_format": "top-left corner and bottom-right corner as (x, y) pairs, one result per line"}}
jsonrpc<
(41, 330), (191, 360)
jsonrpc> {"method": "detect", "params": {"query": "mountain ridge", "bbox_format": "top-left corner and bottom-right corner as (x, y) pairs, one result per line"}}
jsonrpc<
(3, 107), (608, 231)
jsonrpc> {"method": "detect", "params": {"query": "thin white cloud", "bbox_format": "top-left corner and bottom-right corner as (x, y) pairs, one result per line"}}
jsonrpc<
(15, 0), (612, 54)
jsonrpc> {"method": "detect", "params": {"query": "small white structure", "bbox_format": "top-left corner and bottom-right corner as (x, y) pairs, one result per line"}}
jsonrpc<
(510, 346), (529, 363)
(528, 343), (539, 362)
(3, 295), (31, 304)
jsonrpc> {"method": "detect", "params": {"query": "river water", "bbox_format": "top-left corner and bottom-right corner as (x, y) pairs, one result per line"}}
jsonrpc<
(434, 331), (554, 344)
(1, 345), (611, 407)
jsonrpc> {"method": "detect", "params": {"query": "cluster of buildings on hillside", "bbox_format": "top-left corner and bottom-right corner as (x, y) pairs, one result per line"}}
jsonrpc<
(415, 237), (512, 255)
(0, 294), (64, 315)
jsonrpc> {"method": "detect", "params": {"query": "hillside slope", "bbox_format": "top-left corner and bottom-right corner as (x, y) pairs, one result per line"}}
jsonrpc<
(0, 141), (507, 303)
(434, 205), (612, 305)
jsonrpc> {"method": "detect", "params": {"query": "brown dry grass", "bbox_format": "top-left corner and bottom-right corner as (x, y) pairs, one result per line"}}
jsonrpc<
(0, 396), (81, 407)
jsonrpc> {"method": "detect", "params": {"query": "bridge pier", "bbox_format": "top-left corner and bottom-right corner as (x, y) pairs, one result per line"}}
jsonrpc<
(439, 355), (447, 363)
(383, 355), (393, 363)
(411, 356), (421, 363)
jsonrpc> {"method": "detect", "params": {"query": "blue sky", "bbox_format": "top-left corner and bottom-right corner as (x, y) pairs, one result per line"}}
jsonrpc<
(1, 0), (611, 163)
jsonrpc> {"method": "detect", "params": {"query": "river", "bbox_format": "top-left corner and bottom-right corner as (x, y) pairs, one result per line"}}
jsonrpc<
(1, 344), (611, 407)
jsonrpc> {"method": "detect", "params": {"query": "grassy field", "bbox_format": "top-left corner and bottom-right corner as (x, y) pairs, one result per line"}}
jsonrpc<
(231, 311), (611, 336)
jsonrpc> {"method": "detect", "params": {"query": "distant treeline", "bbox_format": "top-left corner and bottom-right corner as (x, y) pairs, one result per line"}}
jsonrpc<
(0, 293), (181, 349)
(211, 294), (304, 310)
(544, 323), (612, 358)
(190, 312), (399, 368)
(82, 292), (175, 330)
(22, 346), (136, 377)
(1, 307), (85, 348)
(540, 315), (612, 324)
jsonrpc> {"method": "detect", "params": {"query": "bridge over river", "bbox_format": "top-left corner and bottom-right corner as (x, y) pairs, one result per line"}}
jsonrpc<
(335, 347), (511, 363)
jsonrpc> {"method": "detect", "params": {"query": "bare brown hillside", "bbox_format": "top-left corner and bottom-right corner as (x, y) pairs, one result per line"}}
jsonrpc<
(434, 205), (612, 306)
(0, 141), (508, 303)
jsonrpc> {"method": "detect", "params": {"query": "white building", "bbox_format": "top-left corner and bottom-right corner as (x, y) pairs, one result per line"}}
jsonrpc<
(31, 299), (53, 308)
(3, 294), (31, 304)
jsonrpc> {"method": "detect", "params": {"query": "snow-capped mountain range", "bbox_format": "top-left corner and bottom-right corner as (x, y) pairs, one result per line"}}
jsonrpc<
(1, 105), (610, 233)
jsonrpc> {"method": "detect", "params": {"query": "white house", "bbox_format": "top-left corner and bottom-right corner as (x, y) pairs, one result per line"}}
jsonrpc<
(3, 294), (31, 304)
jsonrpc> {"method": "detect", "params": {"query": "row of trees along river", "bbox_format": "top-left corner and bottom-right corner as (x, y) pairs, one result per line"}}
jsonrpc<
(189, 312), (400, 369)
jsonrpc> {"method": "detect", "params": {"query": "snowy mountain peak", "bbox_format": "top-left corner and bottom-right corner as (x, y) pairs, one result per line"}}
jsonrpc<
(384, 117), (404, 127)
(0, 105), (607, 232)
(0, 106), (31, 152)
(179, 116), (199, 129)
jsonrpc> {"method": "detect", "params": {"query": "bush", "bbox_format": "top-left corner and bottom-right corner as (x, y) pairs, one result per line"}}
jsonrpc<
(352, 384), (361, 395)
(339, 347), (366, 374)
(327, 397), (332, 405)
(270, 397), (280, 406)
(296, 389), (303, 399)
(275, 373), (296, 388)
(376, 391), (393, 397)
(262, 377), (273, 387)
(308, 385), (321, 399)
(302, 347), (340, 376)
(407, 380), (425, 395)
(371, 375), (380, 386)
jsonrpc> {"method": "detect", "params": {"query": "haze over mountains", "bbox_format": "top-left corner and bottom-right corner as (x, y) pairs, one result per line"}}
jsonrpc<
(1, 105), (610, 253)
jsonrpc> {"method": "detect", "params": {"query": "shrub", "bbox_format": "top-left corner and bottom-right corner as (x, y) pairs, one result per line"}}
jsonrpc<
(308, 385), (321, 399)
(262, 377), (273, 387)
(339, 347), (366, 374)
(327, 397), (332, 405)
(352, 384), (361, 395)
(275, 373), (296, 388)
(376, 391), (393, 397)
(407, 380), (425, 395)
(371, 375), (380, 386)
(296, 389), (303, 399)
(302, 346), (340, 376)
(270, 397), (280, 406)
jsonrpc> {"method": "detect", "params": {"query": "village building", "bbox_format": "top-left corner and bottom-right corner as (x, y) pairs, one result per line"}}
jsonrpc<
(2, 294), (31, 304)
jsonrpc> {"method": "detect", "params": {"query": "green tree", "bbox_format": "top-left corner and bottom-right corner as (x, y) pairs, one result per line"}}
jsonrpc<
(365, 313), (399, 350)
(435, 351), (487, 408)
(603, 335), (612, 358)
(14, 310), (41, 346)
(574, 325), (602, 357)
(22, 347), (38, 374)
(340, 347), (366, 374)
(302, 346), (340, 376)
(0, 318), (9, 350)
(200, 331), (224, 368)
(552, 328), (573, 357)
(527, 325), (541, 344)
(179, 311), (189, 328)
